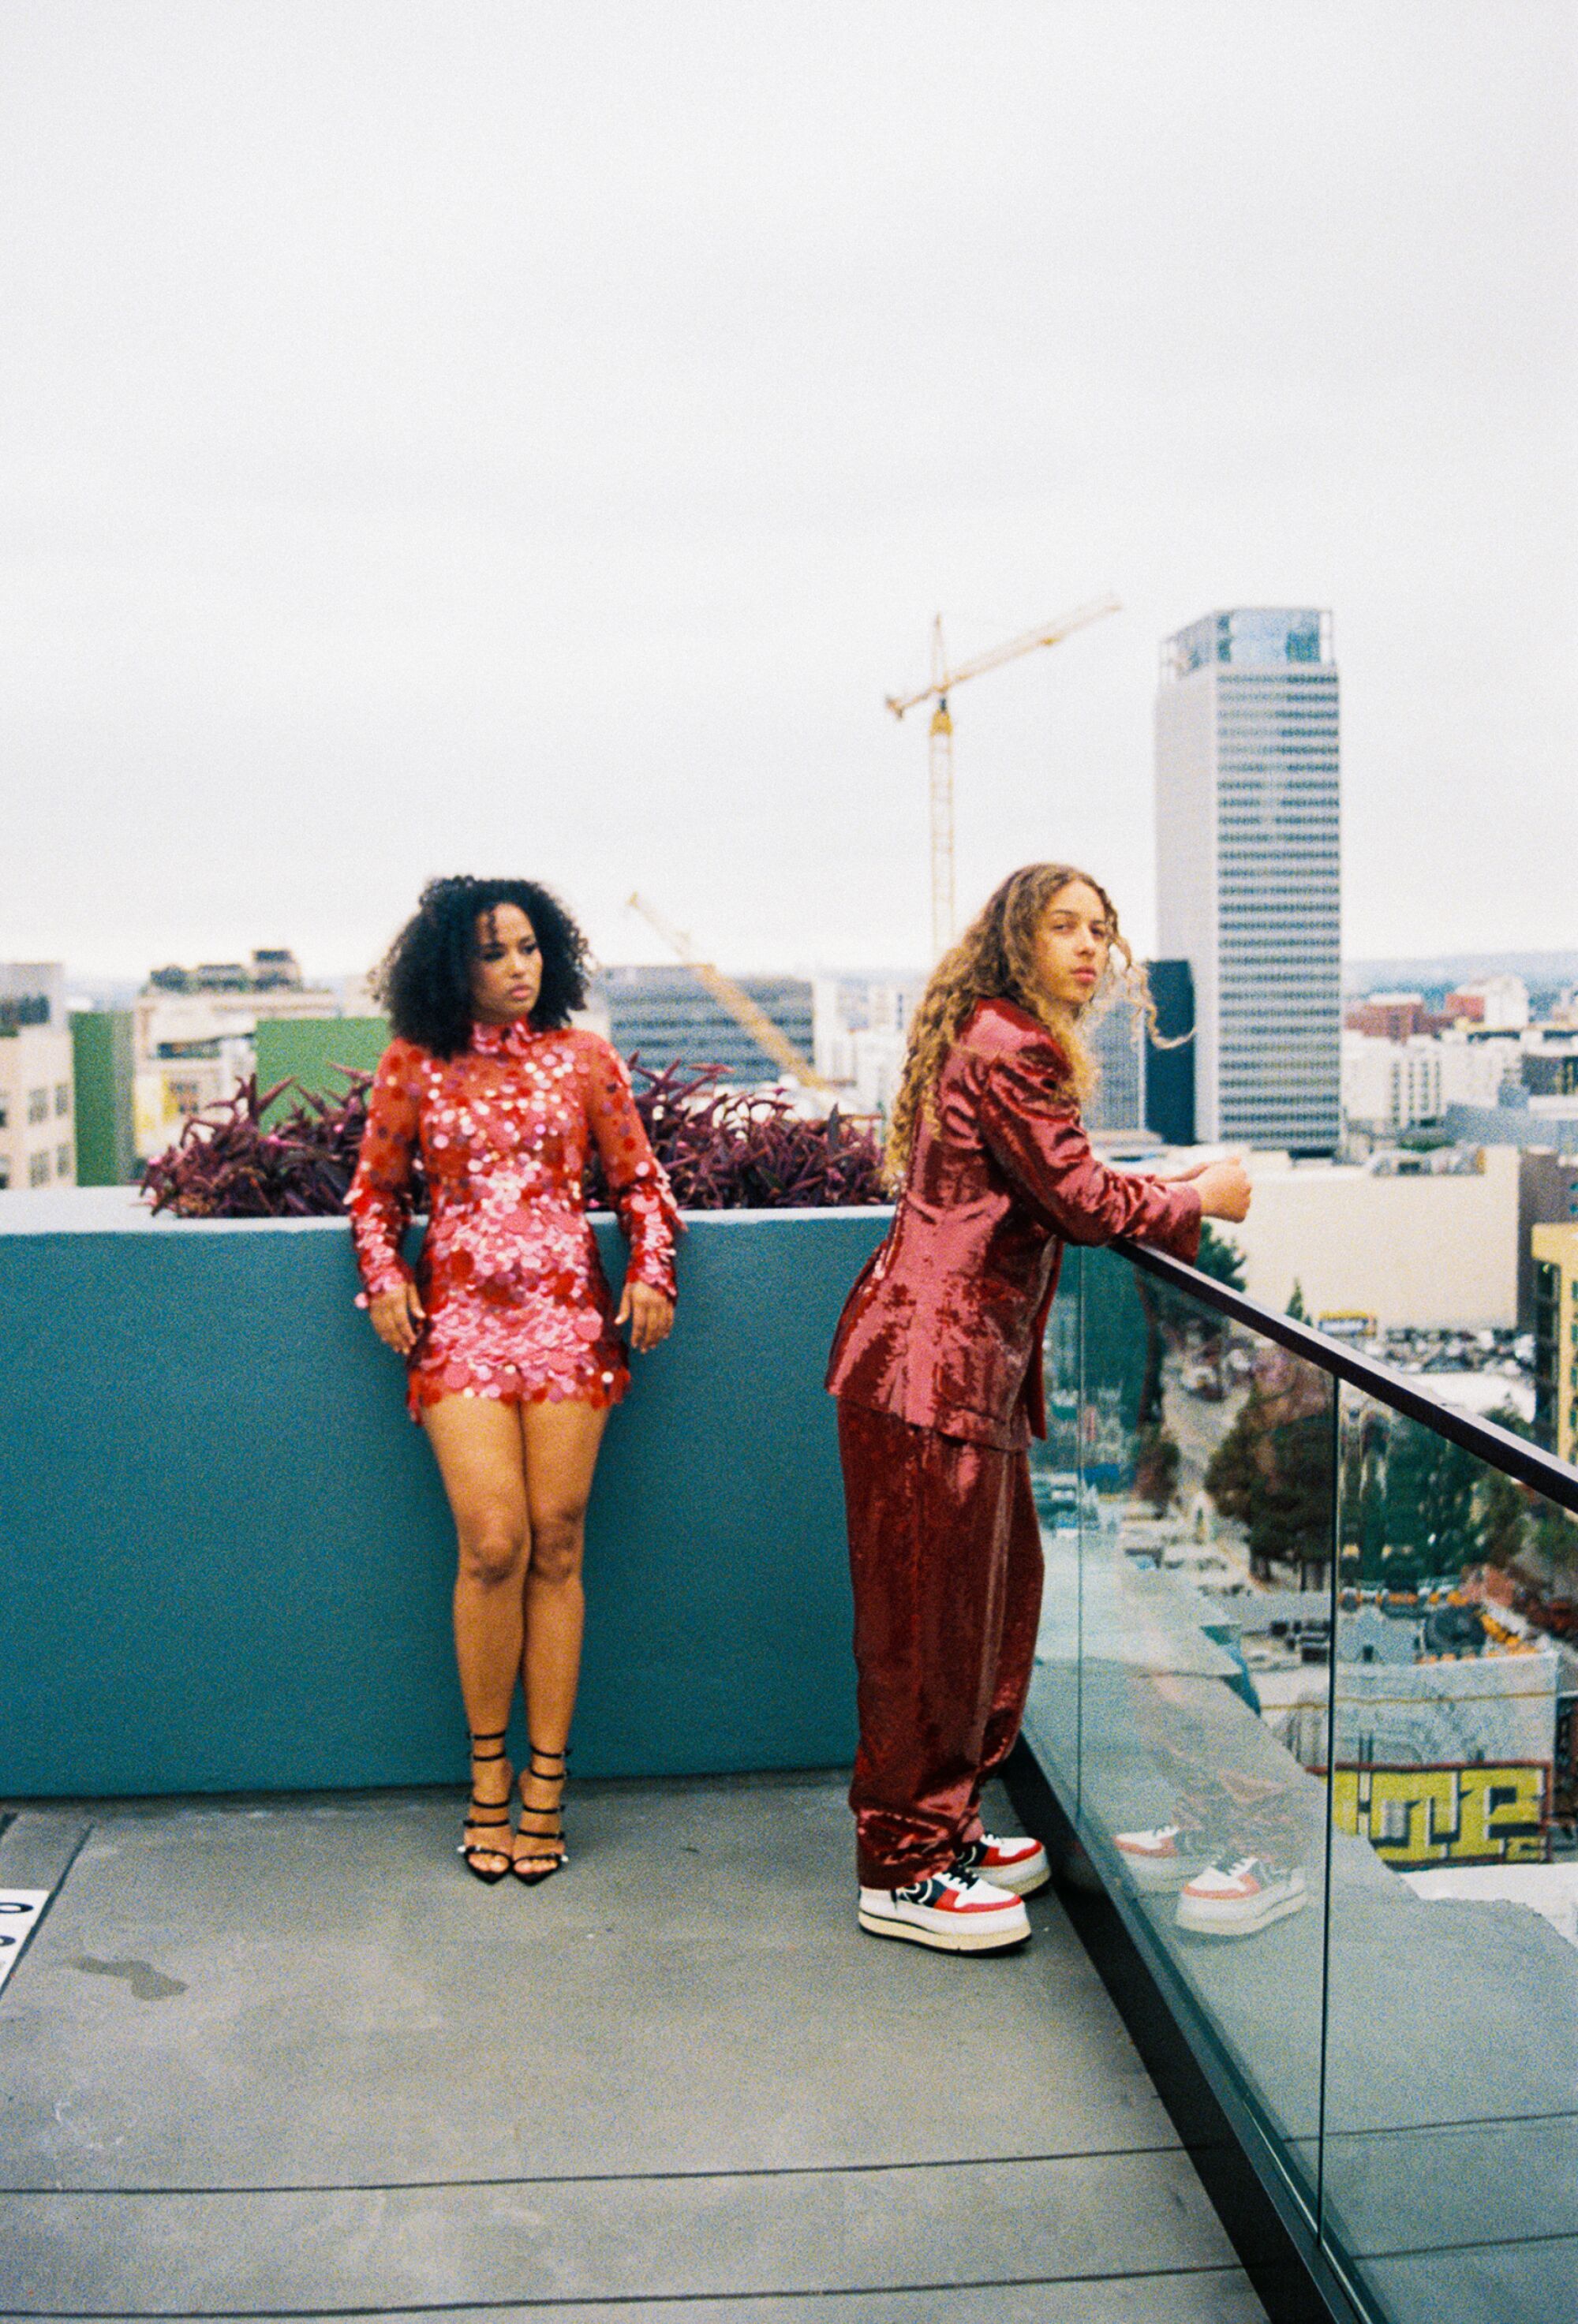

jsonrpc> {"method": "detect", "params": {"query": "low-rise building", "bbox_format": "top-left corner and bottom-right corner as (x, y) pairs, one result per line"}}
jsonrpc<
(1518, 1153), (1578, 1330)
(597, 966), (817, 1089)
(1442, 1091), (1578, 1153)
(1217, 1144), (1522, 1329)
(1346, 991), (1438, 1041)
(814, 977), (920, 1116)
(1531, 1222), (1578, 1463)
(252, 1017), (391, 1121)
(1234, 1591), (1561, 1866)
(0, 964), (73, 1193)
(1455, 973), (1531, 1031)
(134, 950), (340, 1157)
(70, 1011), (136, 1186)
(1342, 1028), (1517, 1136)
(1520, 1029), (1578, 1100)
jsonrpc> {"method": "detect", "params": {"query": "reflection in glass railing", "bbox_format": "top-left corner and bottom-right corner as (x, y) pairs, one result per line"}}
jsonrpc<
(1026, 1246), (1335, 2221)
(1322, 1390), (1578, 2324)
(1029, 1265), (1084, 1800)
(1022, 1245), (1578, 2324)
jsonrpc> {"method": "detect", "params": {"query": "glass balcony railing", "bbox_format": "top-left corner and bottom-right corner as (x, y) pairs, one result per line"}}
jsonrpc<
(1023, 1242), (1578, 2324)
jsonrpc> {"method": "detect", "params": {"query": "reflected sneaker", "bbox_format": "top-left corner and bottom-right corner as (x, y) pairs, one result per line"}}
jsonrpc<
(1175, 1856), (1307, 1937)
(858, 1870), (1030, 1953)
(953, 1833), (1050, 1896)
(1114, 1824), (1213, 1893)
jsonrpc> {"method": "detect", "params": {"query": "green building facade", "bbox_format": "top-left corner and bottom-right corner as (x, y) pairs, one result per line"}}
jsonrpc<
(69, 1011), (136, 1185)
(255, 1017), (390, 1120)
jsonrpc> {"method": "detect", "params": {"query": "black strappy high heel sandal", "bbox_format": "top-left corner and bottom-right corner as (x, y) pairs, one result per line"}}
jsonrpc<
(458, 1728), (514, 1885)
(513, 1743), (569, 1885)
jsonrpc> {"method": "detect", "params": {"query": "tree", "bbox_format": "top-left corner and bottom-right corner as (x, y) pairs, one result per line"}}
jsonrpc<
(1477, 1466), (1528, 1569)
(1134, 1425), (1181, 1515)
(1196, 1224), (1247, 1290)
(1339, 1410), (1485, 1587)
(1530, 1499), (1578, 1586)
(1477, 1401), (1532, 1569)
(1382, 1419), (1481, 1583)
(1286, 1280), (1309, 1321)
(1206, 1351), (1333, 1579)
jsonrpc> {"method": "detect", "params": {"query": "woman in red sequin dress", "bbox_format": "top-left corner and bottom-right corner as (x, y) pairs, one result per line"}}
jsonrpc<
(349, 877), (678, 1884)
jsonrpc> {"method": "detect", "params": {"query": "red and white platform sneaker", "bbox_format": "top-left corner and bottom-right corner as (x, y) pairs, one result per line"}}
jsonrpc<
(858, 1870), (1030, 1953)
(1113, 1824), (1214, 1893)
(952, 1833), (1051, 1896)
(1175, 1855), (1307, 1937)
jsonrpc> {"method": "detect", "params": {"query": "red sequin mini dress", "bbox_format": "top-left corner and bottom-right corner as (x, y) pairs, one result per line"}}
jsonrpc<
(347, 1021), (679, 1418)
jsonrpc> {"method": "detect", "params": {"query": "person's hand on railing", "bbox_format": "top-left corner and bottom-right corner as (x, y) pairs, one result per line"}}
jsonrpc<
(1173, 1155), (1253, 1223)
(368, 1280), (427, 1354)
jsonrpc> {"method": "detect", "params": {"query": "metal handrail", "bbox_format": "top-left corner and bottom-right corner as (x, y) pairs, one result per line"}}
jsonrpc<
(1120, 1238), (1578, 1518)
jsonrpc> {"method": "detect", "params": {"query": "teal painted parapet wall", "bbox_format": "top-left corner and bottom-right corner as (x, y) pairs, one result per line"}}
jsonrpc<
(0, 1194), (890, 1797)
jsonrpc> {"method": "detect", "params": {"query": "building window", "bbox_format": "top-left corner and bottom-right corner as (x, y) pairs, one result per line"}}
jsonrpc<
(0, 1098), (8, 1130)
(54, 1082), (71, 1116)
(1534, 1263), (1561, 1450)
(57, 1143), (73, 1175)
(28, 1087), (49, 1124)
(29, 1151), (50, 1187)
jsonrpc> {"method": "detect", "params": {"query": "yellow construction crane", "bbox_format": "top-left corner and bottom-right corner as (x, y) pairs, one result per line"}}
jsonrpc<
(626, 892), (836, 1097)
(886, 596), (1122, 957)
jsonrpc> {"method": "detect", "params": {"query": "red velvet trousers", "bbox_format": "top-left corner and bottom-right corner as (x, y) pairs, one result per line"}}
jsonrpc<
(837, 1399), (1045, 1889)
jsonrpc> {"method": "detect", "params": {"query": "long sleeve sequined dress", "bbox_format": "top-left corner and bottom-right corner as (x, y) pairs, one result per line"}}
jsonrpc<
(347, 1021), (679, 1419)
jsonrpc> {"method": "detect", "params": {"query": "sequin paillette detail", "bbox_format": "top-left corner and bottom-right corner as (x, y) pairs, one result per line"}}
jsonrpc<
(348, 1022), (679, 1418)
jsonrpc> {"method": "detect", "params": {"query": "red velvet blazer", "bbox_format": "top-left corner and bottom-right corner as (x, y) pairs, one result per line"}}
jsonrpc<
(826, 997), (1204, 1450)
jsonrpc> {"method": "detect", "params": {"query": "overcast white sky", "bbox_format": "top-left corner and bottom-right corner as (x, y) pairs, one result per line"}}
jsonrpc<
(3, 2), (1574, 981)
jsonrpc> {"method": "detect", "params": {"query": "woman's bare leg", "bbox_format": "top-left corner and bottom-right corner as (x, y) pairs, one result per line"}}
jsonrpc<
(515, 1398), (609, 1870)
(424, 1396), (533, 1874)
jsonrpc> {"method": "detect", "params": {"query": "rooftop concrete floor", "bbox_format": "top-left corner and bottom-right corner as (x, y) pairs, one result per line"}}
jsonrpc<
(0, 1769), (1266, 2322)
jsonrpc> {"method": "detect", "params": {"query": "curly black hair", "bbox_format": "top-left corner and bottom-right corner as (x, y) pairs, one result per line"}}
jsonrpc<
(375, 876), (592, 1059)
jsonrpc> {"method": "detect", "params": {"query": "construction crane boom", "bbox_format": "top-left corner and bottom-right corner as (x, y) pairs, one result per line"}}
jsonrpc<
(626, 893), (836, 1097)
(884, 595), (1121, 957)
(884, 596), (1121, 719)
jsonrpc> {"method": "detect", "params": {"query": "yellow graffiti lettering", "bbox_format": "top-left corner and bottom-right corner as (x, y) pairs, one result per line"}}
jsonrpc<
(1367, 1769), (1457, 1863)
(1457, 1766), (1546, 1859)
(1329, 1763), (1550, 1864)
(1330, 1769), (1362, 1838)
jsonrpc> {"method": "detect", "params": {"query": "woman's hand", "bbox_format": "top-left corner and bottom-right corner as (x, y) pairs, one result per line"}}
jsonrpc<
(1191, 1157), (1253, 1224)
(617, 1281), (675, 1353)
(368, 1280), (426, 1354)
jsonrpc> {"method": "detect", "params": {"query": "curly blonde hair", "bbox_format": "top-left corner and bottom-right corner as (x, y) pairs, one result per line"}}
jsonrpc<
(884, 861), (1153, 1183)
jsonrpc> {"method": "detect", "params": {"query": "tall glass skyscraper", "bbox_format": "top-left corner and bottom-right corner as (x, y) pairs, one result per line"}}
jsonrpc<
(1154, 608), (1341, 1155)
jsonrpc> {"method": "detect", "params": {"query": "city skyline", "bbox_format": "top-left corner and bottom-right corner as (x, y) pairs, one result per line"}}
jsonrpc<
(3, 5), (1574, 981)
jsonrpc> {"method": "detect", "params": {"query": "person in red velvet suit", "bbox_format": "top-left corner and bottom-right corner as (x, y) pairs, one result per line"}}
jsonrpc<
(827, 863), (1252, 1953)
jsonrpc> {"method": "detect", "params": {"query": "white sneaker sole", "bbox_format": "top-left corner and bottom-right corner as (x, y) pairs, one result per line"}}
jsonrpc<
(1119, 1855), (1206, 1895)
(858, 1903), (1030, 1954)
(1176, 1886), (1307, 1937)
(978, 1853), (1051, 1898)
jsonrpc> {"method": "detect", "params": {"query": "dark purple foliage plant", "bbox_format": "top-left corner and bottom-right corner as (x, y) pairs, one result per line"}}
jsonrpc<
(140, 1073), (386, 1219)
(593, 1060), (889, 1210)
(140, 1059), (888, 1219)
